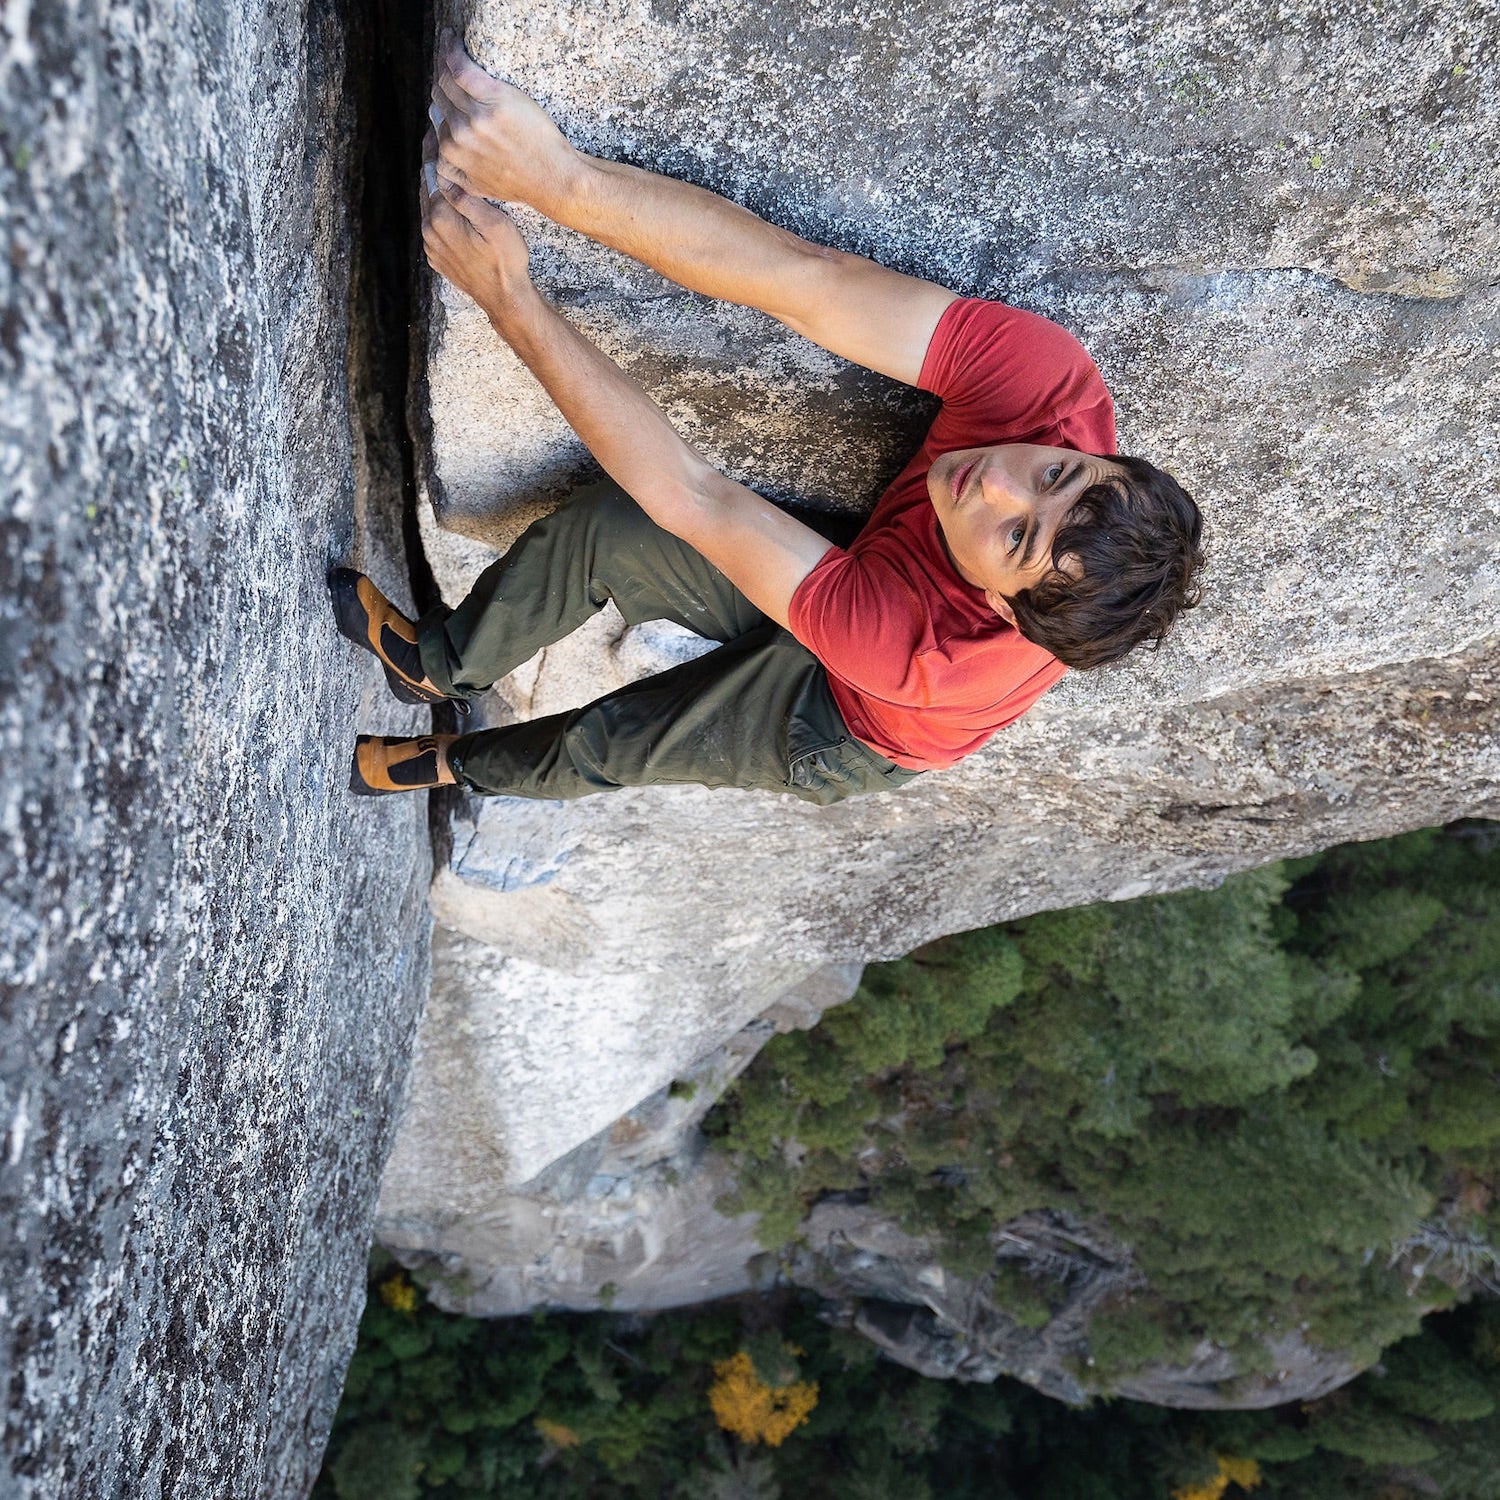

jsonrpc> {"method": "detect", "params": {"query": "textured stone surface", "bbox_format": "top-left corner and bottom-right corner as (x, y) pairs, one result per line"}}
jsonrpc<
(400, 0), (1499, 1127)
(400, 641), (1498, 1189)
(379, 941), (777, 1311)
(386, 0), (1499, 1408)
(427, 0), (1497, 535)
(0, 3), (431, 1495)
(380, 924), (862, 1190)
(789, 1203), (1363, 1409)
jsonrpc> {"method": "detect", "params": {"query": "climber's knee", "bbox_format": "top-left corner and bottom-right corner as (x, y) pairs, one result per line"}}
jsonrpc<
(560, 708), (632, 792)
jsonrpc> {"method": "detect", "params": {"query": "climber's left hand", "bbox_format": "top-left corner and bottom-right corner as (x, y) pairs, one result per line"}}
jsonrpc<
(419, 143), (532, 316)
(429, 31), (581, 215)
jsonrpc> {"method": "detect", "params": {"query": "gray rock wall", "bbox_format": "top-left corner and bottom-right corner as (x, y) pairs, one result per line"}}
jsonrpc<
(383, 0), (1499, 1404)
(1, 3), (431, 1495)
(398, 0), (1498, 1160)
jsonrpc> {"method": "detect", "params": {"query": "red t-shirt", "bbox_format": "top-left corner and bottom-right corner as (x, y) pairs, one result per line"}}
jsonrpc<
(787, 298), (1117, 770)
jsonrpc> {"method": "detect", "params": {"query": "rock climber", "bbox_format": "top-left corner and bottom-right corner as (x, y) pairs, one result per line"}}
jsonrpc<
(332, 35), (1204, 803)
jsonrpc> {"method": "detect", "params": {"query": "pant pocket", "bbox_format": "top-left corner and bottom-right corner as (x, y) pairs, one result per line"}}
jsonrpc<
(787, 736), (922, 804)
(782, 658), (922, 803)
(844, 737), (923, 788)
(788, 738), (856, 797)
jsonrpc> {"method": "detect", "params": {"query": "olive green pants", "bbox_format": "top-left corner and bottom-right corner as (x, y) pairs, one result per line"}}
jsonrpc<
(416, 482), (920, 805)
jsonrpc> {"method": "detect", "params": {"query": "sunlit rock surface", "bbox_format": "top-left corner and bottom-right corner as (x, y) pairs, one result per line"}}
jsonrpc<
(378, 944), (780, 1312)
(0, 4), (430, 1495)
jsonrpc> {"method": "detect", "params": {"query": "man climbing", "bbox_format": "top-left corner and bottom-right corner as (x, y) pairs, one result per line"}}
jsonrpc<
(333, 36), (1203, 803)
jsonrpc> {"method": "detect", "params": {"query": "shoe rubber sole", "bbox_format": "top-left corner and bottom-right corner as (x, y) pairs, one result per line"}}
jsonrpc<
(350, 736), (398, 796)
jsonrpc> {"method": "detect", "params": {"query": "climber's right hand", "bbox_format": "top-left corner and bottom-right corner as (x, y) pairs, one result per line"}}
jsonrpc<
(429, 32), (583, 216)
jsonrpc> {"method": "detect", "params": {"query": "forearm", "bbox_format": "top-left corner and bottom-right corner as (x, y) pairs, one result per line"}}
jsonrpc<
(541, 154), (843, 322)
(486, 283), (714, 525)
(433, 38), (827, 318)
(430, 39), (952, 382)
(421, 151), (831, 622)
(480, 278), (832, 626)
(535, 154), (952, 380)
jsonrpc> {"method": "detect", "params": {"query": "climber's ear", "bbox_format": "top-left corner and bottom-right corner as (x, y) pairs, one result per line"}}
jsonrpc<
(986, 590), (1017, 627)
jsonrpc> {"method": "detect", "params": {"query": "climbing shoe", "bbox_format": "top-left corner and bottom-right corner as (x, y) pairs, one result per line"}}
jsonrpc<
(350, 734), (461, 795)
(329, 566), (467, 712)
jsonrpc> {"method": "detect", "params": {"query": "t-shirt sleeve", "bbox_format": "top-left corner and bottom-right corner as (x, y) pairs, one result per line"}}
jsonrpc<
(789, 542), (1068, 718)
(918, 297), (1117, 452)
(788, 546), (940, 705)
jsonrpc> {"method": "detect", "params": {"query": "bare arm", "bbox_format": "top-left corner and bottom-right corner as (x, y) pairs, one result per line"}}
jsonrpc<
(430, 36), (956, 386)
(419, 166), (832, 627)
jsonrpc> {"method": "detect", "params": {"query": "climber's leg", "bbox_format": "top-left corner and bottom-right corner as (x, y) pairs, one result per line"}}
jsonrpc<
(446, 623), (921, 805)
(416, 480), (767, 699)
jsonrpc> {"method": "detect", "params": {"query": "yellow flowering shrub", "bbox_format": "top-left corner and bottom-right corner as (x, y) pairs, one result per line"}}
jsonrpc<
(534, 1417), (581, 1450)
(377, 1271), (417, 1316)
(708, 1350), (819, 1447)
(1171, 1453), (1263, 1500)
(1218, 1456), (1262, 1489)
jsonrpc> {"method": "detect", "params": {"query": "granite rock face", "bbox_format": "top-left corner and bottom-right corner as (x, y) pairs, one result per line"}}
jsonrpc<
(787, 1203), (1363, 1410)
(427, 0), (1497, 537)
(1, 3), (431, 1495)
(378, 935), (781, 1314)
(383, 0), (1499, 1406)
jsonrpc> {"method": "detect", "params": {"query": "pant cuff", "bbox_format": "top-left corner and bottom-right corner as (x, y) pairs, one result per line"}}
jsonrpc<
(415, 603), (471, 700)
(445, 733), (484, 793)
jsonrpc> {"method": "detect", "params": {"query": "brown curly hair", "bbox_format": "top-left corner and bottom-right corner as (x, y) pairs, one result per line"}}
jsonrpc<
(1006, 453), (1205, 670)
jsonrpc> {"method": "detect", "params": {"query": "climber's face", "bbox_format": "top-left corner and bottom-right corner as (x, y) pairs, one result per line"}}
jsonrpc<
(927, 444), (1124, 623)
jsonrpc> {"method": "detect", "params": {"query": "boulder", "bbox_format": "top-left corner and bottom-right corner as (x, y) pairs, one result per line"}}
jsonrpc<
(1, 3), (431, 1494)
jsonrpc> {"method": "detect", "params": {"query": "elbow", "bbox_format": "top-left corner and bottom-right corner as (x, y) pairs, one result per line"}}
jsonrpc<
(761, 236), (851, 327)
(631, 457), (727, 538)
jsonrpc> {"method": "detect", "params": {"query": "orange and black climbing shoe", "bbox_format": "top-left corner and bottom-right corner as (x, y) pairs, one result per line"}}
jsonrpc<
(329, 567), (467, 713)
(350, 735), (461, 796)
